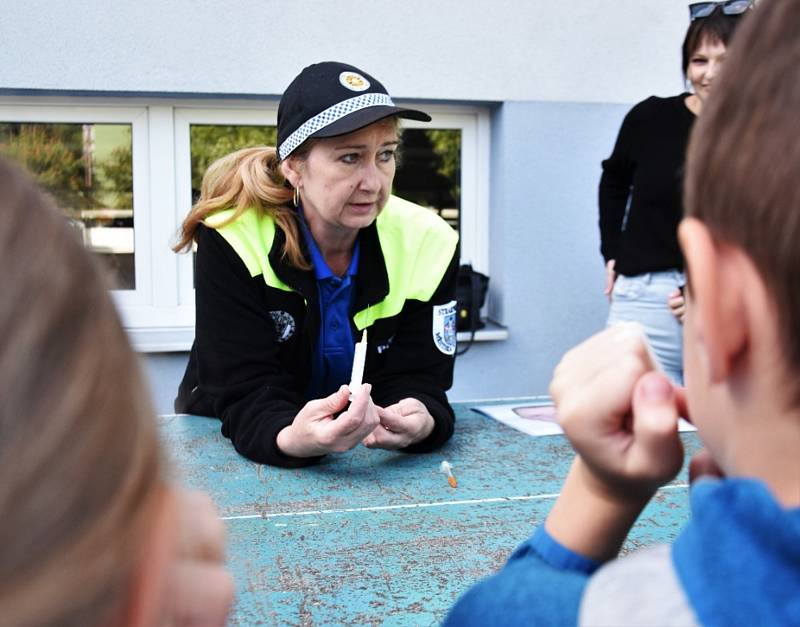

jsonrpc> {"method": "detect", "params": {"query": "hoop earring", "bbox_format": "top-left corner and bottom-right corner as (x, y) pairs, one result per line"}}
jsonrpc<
(292, 187), (299, 208)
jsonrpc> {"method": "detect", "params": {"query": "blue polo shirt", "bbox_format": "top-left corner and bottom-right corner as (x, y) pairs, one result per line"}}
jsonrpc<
(298, 210), (360, 400)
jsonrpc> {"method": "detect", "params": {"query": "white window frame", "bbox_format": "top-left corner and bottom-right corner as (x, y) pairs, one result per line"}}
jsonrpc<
(173, 106), (280, 307)
(400, 105), (490, 274)
(0, 97), (490, 352)
(0, 103), (152, 311)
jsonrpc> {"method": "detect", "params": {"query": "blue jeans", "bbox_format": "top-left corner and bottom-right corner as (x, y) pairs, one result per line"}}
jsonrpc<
(607, 270), (685, 385)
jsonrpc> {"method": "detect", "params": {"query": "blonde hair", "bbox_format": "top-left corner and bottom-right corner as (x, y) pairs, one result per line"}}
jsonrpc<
(0, 158), (164, 626)
(173, 145), (310, 270)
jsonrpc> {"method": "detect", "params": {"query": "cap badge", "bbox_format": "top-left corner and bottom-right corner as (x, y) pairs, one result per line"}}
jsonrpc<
(339, 71), (370, 92)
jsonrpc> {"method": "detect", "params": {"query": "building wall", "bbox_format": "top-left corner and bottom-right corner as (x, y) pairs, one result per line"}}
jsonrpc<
(451, 99), (631, 402)
(2, 1), (692, 413)
(3, 0), (688, 103)
(143, 98), (632, 414)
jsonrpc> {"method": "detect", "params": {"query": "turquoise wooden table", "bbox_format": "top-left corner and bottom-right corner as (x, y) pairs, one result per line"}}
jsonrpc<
(159, 400), (700, 626)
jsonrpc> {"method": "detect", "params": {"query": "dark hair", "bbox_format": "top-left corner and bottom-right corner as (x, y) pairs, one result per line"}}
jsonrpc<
(681, 7), (745, 76)
(0, 157), (164, 625)
(684, 0), (800, 400)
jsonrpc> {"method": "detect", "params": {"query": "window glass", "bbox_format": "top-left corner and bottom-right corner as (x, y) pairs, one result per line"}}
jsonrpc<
(189, 124), (277, 203)
(0, 122), (134, 288)
(187, 124), (278, 286)
(394, 128), (461, 233)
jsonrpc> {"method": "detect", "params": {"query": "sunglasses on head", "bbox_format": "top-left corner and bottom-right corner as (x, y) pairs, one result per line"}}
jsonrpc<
(689, 0), (753, 20)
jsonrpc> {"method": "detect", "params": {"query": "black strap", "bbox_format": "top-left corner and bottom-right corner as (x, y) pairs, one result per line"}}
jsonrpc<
(455, 269), (481, 356)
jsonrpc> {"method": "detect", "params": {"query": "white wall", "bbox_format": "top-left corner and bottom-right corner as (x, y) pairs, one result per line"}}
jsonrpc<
(2, 0), (700, 411)
(2, 0), (689, 104)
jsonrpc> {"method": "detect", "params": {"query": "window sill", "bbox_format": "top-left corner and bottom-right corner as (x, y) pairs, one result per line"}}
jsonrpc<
(128, 326), (196, 353)
(456, 320), (508, 343)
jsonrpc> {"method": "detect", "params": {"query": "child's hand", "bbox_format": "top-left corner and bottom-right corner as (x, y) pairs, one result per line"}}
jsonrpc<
(550, 325), (685, 503)
(165, 489), (235, 626)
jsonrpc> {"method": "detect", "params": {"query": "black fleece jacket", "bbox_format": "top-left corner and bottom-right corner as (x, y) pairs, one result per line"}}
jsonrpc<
(176, 217), (458, 468)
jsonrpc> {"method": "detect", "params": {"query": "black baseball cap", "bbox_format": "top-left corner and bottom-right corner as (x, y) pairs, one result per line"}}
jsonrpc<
(277, 61), (431, 160)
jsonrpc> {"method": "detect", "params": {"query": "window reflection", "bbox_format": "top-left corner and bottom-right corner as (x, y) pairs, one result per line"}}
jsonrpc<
(188, 124), (278, 287)
(394, 128), (461, 233)
(0, 122), (135, 289)
(190, 124), (277, 203)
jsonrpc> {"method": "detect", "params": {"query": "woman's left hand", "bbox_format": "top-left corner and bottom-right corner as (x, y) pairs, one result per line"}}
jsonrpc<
(363, 398), (435, 449)
(668, 288), (686, 323)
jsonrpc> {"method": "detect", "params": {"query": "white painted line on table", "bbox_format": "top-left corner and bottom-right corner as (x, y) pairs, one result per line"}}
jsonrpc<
(221, 484), (689, 521)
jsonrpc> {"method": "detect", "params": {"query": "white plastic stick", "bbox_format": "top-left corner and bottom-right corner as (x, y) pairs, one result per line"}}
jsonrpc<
(348, 329), (367, 400)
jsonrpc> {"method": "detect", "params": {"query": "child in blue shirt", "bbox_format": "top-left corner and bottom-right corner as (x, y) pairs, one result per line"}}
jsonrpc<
(445, 1), (800, 624)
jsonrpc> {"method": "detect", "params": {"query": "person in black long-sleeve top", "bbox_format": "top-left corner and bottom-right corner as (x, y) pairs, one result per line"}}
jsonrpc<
(599, 5), (747, 384)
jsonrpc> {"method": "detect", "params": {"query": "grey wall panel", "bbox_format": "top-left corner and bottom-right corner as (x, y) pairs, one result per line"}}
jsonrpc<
(449, 100), (631, 400)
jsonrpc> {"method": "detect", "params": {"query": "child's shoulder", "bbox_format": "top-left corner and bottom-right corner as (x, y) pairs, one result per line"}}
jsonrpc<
(581, 544), (697, 626)
(673, 478), (800, 626)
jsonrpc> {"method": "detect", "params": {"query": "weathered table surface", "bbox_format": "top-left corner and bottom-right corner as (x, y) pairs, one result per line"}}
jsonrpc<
(159, 399), (700, 626)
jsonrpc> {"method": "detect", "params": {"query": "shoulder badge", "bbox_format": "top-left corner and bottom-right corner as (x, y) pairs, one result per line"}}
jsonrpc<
(432, 300), (457, 355)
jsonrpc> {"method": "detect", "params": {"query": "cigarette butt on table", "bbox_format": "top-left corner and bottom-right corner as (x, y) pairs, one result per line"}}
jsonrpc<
(440, 460), (457, 488)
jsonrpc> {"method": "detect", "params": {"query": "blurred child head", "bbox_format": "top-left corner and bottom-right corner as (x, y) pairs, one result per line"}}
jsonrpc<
(0, 157), (173, 626)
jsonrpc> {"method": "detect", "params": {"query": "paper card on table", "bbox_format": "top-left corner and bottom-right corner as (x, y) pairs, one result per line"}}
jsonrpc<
(471, 400), (562, 437)
(472, 401), (696, 437)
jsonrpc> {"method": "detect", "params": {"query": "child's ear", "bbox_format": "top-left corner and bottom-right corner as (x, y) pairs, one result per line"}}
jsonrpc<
(679, 218), (747, 383)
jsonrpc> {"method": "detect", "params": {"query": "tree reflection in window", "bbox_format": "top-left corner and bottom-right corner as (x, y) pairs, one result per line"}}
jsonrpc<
(0, 122), (135, 289)
(189, 125), (277, 203)
(394, 129), (461, 233)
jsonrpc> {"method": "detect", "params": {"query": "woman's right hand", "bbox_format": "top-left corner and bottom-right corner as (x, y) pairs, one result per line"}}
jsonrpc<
(276, 384), (380, 458)
(604, 259), (617, 301)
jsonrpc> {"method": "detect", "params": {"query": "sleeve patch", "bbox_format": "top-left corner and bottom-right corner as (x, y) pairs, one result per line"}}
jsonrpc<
(433, 300), (457, 355)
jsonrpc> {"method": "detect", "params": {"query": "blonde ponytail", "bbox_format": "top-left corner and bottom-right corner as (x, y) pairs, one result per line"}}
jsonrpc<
(173, 146), (310, 270)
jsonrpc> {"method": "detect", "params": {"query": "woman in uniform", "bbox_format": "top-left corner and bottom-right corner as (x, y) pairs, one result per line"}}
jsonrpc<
(174, 62), (459, 468)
